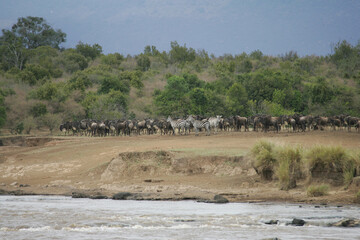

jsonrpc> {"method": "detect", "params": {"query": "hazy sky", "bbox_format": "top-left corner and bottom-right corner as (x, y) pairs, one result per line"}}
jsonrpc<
(1, 0), (359, 56)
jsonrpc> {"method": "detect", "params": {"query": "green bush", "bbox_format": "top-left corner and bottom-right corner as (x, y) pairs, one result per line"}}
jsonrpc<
(306, 145), (348, 169)
(98, 75), (130, 94)
(29, 103), (47, 117)
(0, 91), (6, 128)
(68, 72), (92, 91)
(39, 113), (61, 134)
(355, 191), (360, 203)
(63, 50), (89, 73)
(251, 140), (276, 180)
(101, 53), (124, 68)
(75, 41), (102, 60)
(10, 122), (24, 135)
(307, 184), (329, 197)
(23, 116), (37, 134)
(275, 146), (303, 190)
(306, 146), (353, 185)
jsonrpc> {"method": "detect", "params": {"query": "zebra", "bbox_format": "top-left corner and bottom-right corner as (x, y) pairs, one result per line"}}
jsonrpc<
(166, 116), (188, 135)
(208, 115), (222, 134)
(186, 115), (210, 136)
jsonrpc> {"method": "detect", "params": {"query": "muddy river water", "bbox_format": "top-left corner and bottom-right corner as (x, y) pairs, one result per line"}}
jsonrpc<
(0, 195), (359, 239)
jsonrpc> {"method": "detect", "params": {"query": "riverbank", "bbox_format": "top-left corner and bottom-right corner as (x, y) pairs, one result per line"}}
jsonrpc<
(1, 131), (360, 204)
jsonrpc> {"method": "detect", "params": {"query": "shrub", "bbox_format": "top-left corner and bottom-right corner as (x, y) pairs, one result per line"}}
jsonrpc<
(251, 140), (276, 180)
(68, 72), (92, 91)
(101, 53), (124, 68)
(307, 184), (329, 197)
(275, 146), (303, 190)
(344, 152), (360, 187)
(10, 122), (24, 135)
(306, 146), (353, 185)
(29, 103), (47, 117)
(23, 116), (37, 134)
(355, 191), (360, 204)
(39, 113), (61, 134)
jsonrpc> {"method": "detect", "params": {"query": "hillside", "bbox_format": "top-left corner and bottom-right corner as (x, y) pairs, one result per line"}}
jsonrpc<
(0, 17), (360, 134)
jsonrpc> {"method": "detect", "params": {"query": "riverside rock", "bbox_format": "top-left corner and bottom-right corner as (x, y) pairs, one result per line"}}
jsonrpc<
(330, 218), (360, 227)
(291, 218), (306, 226)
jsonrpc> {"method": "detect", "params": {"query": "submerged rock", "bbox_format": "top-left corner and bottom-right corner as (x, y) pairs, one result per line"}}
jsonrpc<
(329, 218), (360, 227)
(213, 194), (229, 203)
(199, 194), (229, 204)
(112, 192), (134, 200)
(72, 192), (90, 198)
(90, 195), (108, 199)
(265, 220), (279, 225)
(290, 218), (306, 226)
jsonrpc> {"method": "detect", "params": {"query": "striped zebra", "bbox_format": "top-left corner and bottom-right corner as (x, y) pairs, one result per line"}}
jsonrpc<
(208, 115), (222, 134)
(186, 115), (210, 136)
(167, 116), (188, 135)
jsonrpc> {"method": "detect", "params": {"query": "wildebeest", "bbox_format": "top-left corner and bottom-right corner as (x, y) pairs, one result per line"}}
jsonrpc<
(313, 116), (329, 131)
(285, 116), (297, 132)
(234, 116), (248, 132)
(329, 116), (342, 131)
(299, 115), (313, 132)
(344, 116), (359, 132)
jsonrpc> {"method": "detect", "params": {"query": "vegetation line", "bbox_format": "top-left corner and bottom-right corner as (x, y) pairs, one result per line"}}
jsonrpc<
(0, 16), (359, 135)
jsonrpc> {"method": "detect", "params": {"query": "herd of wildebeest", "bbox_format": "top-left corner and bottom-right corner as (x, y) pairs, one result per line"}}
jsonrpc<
(59, 114), (360, 137)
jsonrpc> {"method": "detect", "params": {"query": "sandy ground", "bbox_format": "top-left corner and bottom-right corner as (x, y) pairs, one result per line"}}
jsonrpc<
(0, 130), (360, 204)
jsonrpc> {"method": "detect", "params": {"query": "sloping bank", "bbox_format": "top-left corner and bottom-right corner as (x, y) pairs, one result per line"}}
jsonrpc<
(1, 142), (360, 204)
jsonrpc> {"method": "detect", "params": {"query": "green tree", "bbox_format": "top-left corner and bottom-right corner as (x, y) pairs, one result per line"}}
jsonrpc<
(29, 102), (47, 117)
(119, 70), (143, 89)
(98, 75), (130, 94)
(153, 75), (190, 116)
(226, 82), (248, 115)
(0, 89), (6, 128)
(29, 82), (67, 102)
(272, 89), (286, 106)
(307, 77), (333, 104)
(189, 88), (208, 115)
(101, 53), (124, 68)
(136, 54), (151, 71)
(169, 41), (196, 65)
(243, 69), (290, 103)
(68, 72), (92, 91)
(81, 92), (98, 118)
(75, 41), (102, 60)
(144, 45), (160, 56)
(330, 40), (360, 78)
(40, 113), (61, 134)
(63, 49), (88, 72)
(19, 63), (51, 85)
(9, 16), (66, 49)
(105, 89), (128, 113)
(0, 30), (28, 70)
(27, 46), (62, 77)
(250, 50), (263, 60)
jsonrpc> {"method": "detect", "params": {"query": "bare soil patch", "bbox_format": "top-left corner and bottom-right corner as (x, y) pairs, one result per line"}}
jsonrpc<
(0, 131), (359, 204)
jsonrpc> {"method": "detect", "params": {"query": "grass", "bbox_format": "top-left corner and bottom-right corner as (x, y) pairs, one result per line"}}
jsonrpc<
(306, 145), (348, 172)
(355, 191), (360, 204)
(251, 140), (276, 180)
(307, 184), (329, 197)
(275, 146), (303, 190)
(306, 146), (360, 186)
(250, 140), (360, 190)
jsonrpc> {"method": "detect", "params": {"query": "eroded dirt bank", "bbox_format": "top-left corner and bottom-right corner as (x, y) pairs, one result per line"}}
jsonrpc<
(0, 131), (359, 204)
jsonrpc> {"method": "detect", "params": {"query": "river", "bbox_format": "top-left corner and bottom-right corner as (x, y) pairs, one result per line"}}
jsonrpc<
(0, 195), (359, 239)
